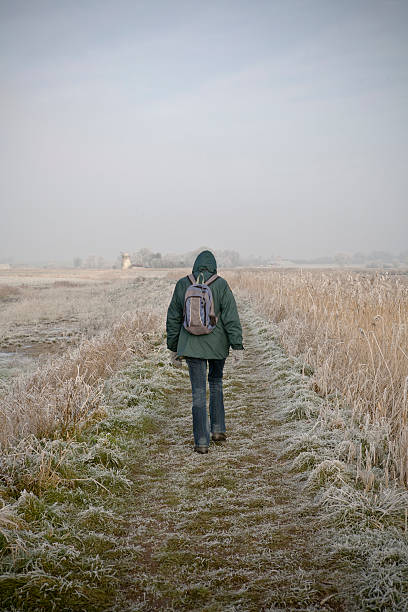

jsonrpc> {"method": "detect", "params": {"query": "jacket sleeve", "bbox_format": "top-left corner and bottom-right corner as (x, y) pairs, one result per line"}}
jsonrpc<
(166, 280), (184, 352)
(220, 283), (244, 350)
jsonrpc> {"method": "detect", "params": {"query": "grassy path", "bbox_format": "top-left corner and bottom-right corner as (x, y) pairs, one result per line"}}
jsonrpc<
(3, 289), (408, 611)
(112, 301), (355, 611)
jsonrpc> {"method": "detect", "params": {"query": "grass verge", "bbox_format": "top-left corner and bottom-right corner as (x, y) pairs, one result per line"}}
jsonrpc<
(0, 345), (177, 610)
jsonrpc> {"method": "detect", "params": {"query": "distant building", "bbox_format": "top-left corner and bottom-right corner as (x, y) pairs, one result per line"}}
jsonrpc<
(0, 263), (11, 270)
(121, 253), (132, 270)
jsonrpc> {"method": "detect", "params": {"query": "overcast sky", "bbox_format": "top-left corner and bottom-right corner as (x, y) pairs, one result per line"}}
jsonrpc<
(1, 0), (407, 263)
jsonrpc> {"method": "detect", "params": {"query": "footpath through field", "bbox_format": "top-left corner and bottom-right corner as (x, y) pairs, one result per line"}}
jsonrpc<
(113, 300), (357, 611)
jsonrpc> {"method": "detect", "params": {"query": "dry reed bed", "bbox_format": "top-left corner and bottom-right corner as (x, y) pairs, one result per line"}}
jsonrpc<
(228, 269), (408, 486)
(0, 311), (162, 448)
(0, 277), (174, 450)
(0, 279), (144, 340)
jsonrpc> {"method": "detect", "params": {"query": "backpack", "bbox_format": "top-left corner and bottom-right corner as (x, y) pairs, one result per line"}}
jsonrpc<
(183, 273), (219, 335)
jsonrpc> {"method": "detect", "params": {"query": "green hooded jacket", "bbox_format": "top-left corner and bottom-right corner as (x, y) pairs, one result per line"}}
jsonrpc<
(166, 251), (244, 359)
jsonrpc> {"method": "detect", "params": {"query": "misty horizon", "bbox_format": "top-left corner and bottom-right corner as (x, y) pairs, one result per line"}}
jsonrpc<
(1, 1), (407, 263)
(2, 246), (407, 269)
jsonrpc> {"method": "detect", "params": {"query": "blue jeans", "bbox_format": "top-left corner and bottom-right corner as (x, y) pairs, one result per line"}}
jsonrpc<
(185, 358), (226, 447)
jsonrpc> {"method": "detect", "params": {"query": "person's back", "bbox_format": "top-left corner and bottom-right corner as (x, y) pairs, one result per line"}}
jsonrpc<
(166, 250), (244, 453)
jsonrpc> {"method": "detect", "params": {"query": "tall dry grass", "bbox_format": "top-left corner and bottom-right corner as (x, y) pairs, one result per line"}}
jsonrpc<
(0, 276), (174, 449)
(0, 311), (161, 448)
(229, 269), (408, 485)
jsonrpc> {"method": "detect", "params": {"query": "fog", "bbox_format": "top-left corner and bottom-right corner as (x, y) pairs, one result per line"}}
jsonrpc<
(1, 0), (407, 264)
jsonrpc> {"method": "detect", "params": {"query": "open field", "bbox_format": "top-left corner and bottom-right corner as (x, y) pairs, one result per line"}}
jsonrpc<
(0, 268), (176, 382)
(1, 267), (408, 610)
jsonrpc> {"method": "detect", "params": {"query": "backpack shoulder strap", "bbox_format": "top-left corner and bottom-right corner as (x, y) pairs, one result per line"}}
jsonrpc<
(187, 274), (196, 285)
(206, 274), (219, 286)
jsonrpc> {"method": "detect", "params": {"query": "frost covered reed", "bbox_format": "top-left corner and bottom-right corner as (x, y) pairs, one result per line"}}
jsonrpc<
(0, 311), (161, 448)
(229, 269), (408, 485)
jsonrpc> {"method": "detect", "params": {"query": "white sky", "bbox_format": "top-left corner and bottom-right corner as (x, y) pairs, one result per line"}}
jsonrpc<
(1, 0), (407, 262)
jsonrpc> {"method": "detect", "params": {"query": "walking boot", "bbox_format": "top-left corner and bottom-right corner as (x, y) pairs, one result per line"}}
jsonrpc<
(211, 432), (227, 442)
(194, 446), (209, 454)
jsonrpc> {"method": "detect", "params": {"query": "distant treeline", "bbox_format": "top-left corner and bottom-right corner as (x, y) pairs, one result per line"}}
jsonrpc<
(68, 248), (408, 270)
(71, 248), (247, 270)
(118, 247), (248, 269)
(2, 248), (406, 270)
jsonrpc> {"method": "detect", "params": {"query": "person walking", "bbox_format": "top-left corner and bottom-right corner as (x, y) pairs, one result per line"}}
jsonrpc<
(166, 250), (244, 454)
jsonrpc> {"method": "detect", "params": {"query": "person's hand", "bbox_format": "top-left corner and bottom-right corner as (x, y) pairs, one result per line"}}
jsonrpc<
(231, 349), (244, 364)
(169, 350), (183, 368)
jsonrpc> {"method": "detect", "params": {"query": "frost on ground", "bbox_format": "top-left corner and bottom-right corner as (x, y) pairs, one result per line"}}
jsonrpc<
(1, 282), (408, 610)
(0, 273), (172, 383)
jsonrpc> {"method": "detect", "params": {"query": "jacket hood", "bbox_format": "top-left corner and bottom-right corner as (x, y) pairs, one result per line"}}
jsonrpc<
(192, 250), (217, 278)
